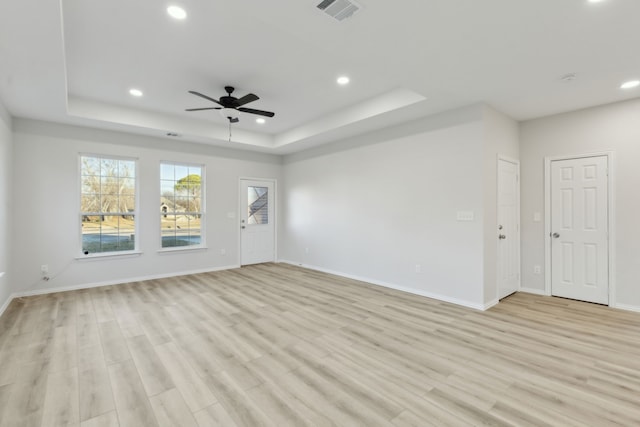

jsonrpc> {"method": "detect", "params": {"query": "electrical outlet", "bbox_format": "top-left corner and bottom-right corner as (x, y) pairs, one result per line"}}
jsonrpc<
(305, 247), (309, 254)
(220, 248), (226, 256)
(41, 264), (49, 274)
(415, 264), (422, 273)
(534, 265), (541, 275)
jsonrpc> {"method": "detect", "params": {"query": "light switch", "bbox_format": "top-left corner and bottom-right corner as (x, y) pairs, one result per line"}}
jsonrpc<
(227, 212), (236, 219)
(456, 211), (474, 221)
(533, 212), (541, 222)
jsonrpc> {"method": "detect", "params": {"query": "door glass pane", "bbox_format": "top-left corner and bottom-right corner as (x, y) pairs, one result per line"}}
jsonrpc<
(247, 186), (268, 225)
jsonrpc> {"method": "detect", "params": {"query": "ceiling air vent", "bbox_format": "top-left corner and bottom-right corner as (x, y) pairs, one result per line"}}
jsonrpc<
(316, 0), (362, 22)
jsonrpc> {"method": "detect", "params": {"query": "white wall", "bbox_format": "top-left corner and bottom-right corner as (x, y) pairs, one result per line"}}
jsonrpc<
(0, 100), (13, 312)
(482, 106), (520, 305)
(520, 98), (640, 310)
(281, 106), (490, 309)
(11, 119), (282, 295)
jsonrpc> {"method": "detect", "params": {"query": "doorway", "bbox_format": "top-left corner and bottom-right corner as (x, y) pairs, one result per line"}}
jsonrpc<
(546, 154), (612, 305)
(497, 156), (521, 300)
(240, 179), (275, 265)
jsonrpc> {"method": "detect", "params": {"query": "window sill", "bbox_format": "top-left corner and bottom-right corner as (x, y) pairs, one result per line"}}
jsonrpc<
(76, 251), (143, 261)
(157, 246), (208, 254)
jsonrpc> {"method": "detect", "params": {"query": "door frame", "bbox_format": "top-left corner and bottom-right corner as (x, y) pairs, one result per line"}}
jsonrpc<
(238, 177), (278, 266)
(543, 151), (616, 306)
(496, 154), (521, 300)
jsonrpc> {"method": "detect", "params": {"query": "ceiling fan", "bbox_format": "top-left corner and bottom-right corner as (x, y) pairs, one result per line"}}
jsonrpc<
(186, 86), (275, 123)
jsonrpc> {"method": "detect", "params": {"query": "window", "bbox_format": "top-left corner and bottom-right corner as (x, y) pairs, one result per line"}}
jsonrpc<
(80, 155), (137, 254)
(160, 162), (204, 248)
(247, 186), (269, 224)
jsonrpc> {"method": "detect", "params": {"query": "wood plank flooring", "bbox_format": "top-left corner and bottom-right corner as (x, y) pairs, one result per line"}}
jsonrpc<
(0, 263), (639, 426)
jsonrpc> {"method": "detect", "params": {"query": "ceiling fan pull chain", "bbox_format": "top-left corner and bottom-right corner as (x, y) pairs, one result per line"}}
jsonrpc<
(229, 121), (232, 142)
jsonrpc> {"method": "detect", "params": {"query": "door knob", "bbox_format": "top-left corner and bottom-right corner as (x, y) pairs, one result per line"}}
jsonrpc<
(552, 232), (560, 238)
(498, 234), (506, 240)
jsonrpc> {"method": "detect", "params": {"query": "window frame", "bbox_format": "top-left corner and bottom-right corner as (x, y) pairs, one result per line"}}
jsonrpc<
(159, 160), (206, 251)
(79, 153), (140, 258)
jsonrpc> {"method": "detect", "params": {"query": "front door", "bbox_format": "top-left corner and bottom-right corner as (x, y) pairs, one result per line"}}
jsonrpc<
(240, 179), (275, 265)
(497, 158), (520, 300)
(550, 156), (609, 304)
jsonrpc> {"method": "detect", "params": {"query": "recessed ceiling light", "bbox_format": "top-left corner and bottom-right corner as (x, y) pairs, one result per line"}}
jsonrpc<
(337, 76), (350, 85)
(587, 0), (605, 3)
(167, 5), (187, 19)
(129, 88), (143, 97)
(256, 118), (266, 124)
(620, 80), (640, 90)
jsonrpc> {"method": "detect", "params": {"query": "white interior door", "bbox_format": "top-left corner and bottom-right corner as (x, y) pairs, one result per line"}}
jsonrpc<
(551, 156), (608, 304)
(497, 158), (520, 300)
(240, 179), (275, 266)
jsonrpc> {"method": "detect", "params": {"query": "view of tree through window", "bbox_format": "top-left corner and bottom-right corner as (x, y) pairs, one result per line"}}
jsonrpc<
(161, 162), (204, 248)
(80, 155), (137, 254)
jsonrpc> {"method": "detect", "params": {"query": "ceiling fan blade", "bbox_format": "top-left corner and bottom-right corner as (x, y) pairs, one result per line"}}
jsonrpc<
(238, 107), (275, 117)
(185, 107), (222, 111)
(188, 91), (222, 106)
(230, 117), (240, 123)
(235, 93), (259, 107)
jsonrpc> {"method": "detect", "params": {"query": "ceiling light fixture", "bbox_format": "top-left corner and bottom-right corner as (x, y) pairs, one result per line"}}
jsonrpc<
(129, 88), (143, 97)
(256, 118), (266, 124)
(620, 80), (640, 90)
(167, 6), (187, 19)
(220, 108), (240, 122)
(587, 0), (605, 3)
(337, 76), (350, 85)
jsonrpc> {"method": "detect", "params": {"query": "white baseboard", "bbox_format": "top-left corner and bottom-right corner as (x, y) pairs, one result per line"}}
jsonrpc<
(0, 264), (241, 318)
(0, 294), (13, 319)
(484, 299), (500, 310)
(614, 304), (640, 313)
(519, 287), (547, 296)
(278, 259), (488, 311)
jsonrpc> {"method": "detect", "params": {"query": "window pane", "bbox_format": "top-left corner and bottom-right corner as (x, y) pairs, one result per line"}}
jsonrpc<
(101, 158), (118, 175)
(248, 186), (268, 225)
(119, 160), (135, 178)
(101, 176), (118, 195)
(81, 157), (100, 176)
(161, 180), (175, 198)
(120, 178), (135, 195)
(161, 214), (177, 247)
(119, 196), (135, 213)
(81, 175), (99, 193)
(81, 194), (99, 213)
(160, 163), (174, 181)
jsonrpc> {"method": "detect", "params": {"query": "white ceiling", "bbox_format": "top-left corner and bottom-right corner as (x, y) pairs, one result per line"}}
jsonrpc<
(1, 0), (639, 154)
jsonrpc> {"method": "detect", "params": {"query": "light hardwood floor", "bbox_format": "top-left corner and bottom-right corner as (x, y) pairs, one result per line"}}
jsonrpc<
(0, 263), (639, 426)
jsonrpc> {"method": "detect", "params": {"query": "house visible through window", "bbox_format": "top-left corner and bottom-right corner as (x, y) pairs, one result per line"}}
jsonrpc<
(80, 155), (137, 254)
(160, 162), (204, 248)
